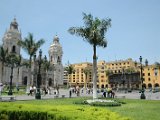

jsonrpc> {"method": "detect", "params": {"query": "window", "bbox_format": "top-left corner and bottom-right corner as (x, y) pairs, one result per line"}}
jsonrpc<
(148, 73), (150, 76)
(148, 78), (151, 81)
(51, 56), (52, 62)
(12, 45), (16, 53)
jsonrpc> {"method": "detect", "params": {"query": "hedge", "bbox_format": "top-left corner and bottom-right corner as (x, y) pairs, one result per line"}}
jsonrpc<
(0, 102), (131, 120)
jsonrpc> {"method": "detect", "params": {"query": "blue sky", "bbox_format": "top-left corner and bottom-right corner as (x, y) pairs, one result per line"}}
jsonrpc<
(0, 0), (160, 65)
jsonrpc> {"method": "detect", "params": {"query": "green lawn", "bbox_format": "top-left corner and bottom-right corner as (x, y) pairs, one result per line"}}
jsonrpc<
(1, 97), (160, 120)
(107, 99), (160, 120)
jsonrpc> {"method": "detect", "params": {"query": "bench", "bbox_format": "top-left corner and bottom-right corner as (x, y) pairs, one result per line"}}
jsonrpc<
(0, 96), (16, 101)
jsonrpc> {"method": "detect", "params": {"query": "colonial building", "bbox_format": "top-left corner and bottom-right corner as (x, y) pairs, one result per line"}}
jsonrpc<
(143, 64), (160, 89)
(68, 62), (93, 88)
(68, 59), (143, 89)
(0, 18), (63, 87)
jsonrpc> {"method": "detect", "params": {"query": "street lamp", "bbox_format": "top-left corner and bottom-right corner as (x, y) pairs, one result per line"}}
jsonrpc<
(8, 64), (14, 95)
(35, 49), (42, 99)
(139, 56), (146, 99)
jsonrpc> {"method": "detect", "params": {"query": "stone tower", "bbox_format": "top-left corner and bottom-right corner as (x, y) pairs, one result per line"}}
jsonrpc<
(48, 35), (63, 86)
(3, 18), (21, 55)
(2, 18), (22, 84)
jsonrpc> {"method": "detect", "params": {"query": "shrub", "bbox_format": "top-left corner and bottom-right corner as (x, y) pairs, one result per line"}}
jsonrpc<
(0, 102), (130, 120)
(90, 101), (121, 107)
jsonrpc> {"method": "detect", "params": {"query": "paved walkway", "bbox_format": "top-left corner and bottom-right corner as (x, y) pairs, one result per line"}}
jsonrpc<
(13, 89), (160, 101)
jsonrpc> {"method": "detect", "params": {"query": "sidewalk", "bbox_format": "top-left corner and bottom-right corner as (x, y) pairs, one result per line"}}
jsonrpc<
(7, 89), (160, 101)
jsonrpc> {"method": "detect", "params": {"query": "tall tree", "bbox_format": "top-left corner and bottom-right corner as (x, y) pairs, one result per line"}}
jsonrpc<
(64, 64), (75, 87)
(5, 53), (22, 95)
(0, 46), (8, 83)
(18, 33), (45, 92)
(16, 55), (22, 87)
(68, 13), (111, 99)
(43, 55), (52, 88)
(83, 68), (91, 88)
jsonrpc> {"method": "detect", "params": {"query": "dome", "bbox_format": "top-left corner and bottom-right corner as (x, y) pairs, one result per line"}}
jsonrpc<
(53, 35), (59, 42)
(10, 18), (18, 30)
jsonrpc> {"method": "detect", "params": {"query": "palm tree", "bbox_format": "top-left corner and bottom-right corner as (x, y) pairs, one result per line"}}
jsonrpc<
(64, 64), (75, 87)
(0, 46), (8, 83)
(16, 55), (22, 88)
(43, 55), (51, 88)
(18, 33), (45, 92)
(5, 53), (22, 95)
(68, 13), (111, 99)
(83, 68), (91, 89)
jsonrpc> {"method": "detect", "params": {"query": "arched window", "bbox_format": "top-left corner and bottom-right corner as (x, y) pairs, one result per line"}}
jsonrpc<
(155, 83), (159, 87)
(49, 78), (53, 87)
(101, 84), (104, 88)
(23, 76), (27, 85)
(12, 45), (16, 53)
(148, 83), (152, 88)
(142, 83), (146, 89)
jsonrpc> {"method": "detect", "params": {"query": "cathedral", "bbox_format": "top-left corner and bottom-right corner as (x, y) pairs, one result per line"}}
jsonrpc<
(0, 18), (64, 87)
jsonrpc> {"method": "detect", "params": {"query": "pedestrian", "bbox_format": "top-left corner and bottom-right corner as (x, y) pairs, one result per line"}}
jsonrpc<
(111, 91), (115, 98)
(47, 86), (51, 95)
(69, 87), (72, 98)
(29, 86), (33, 96)
(0, 83), (3, 96)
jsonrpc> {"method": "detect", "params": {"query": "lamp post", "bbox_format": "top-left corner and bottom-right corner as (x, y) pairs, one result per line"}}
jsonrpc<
(139, 56), (146, 99)
(35, 49), (42, 99)
(8, 65), (14, 95)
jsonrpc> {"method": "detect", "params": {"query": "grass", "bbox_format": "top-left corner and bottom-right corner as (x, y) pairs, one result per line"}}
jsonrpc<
(1, 97), (160, 120)
(107, 99), (160, 120)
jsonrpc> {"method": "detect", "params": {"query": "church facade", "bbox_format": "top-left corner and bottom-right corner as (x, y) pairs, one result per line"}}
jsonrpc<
(0, 18), (64, 87)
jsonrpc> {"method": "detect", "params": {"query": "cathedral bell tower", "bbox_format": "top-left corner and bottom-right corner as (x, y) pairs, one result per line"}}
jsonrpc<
(1, 18), (22, 84)
(2, 18), (21, 55)
(49, 35), (63, 86)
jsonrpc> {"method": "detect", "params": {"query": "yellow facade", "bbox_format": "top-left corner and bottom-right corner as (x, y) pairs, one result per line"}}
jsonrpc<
(97, 58), (138, 88)
(68, 62), (93, 87)
(67, 59), (160, 89)
(143, 65), (160, 89)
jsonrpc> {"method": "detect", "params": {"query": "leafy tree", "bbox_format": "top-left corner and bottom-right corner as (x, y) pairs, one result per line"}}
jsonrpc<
(68, 13), (111, 99)
(18, 33), (45, 92)
(0, 46), (8, 83)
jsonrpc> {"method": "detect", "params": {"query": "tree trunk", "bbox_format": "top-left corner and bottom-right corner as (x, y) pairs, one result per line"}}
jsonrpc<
(1, 63), (4, 83)
(45, 70), (48, 88)
(93, 45), (98, 99)
(26, 56), (32, 93)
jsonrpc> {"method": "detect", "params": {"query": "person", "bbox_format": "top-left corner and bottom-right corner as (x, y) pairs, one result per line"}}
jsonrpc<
(111, 91), (115, 98)
(28, 86), (33, 96)
(103, 88), (107, 98)
(33, 86), (36, 94)
(0, 83), (3, 96)
(42, 86), (47, 96)
(47, 86), (51, 95)
(76, 85), (80, 96)
(69, 87), (72, 98)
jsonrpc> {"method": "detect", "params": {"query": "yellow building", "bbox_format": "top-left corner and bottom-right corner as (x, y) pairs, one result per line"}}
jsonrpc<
(67, 59), (160, 90)
(143, 65), (160, 89)
(97, 58), (139, 89)
(68, 62), (93, 88)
